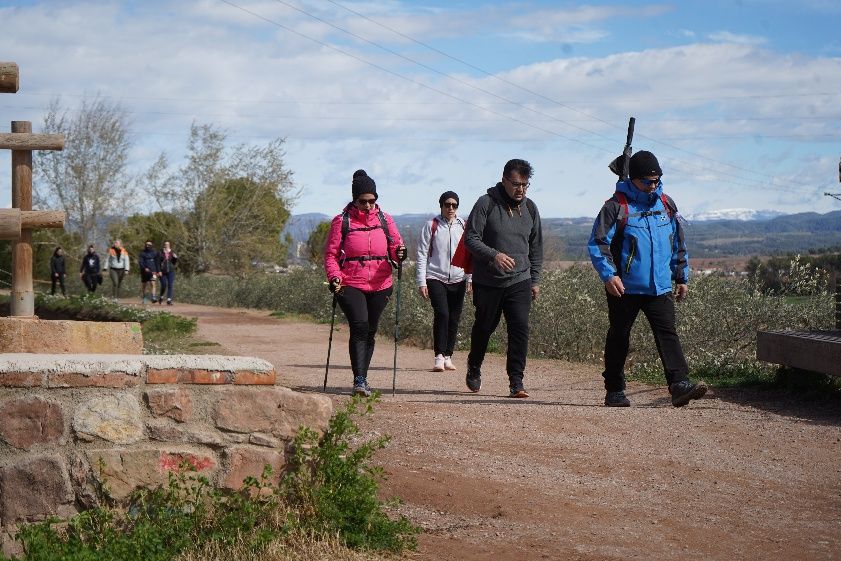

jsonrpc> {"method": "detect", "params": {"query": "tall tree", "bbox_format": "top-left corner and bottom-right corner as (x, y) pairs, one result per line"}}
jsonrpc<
(144, 123), (298, 274)
(34, 96), (133, 249)
(306, 221), (331, 263)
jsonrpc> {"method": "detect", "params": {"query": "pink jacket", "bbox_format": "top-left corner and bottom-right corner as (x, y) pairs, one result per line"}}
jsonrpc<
(324, 203), (404, 293)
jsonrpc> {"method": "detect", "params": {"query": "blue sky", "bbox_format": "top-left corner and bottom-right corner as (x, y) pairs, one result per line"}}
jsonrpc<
(1, 0), (840, 219)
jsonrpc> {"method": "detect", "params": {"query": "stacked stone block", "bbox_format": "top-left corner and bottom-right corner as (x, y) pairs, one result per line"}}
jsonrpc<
(0, 354), (332, 534)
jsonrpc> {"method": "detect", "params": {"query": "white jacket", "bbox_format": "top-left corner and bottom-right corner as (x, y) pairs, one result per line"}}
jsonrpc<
(415, 215), (471, 287)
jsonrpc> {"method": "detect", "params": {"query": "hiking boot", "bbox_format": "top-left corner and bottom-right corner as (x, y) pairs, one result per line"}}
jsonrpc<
(509, 387), (530, 398)
(465, 365), (481, 393)
(443, 356), (456, 371)
(604, 390), (631, 407)
(352, 381), (372, 398)
(167, 299), (173, 306)
(433, 354), (445, 372)
(669, 380), (708, 407)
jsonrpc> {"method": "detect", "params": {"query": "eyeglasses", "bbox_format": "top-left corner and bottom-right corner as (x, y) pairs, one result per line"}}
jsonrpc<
(638, 177), (661, 187)
(505, 178), (529, 189)
(442, 202), (458, 209)
(356, 198), (377, 206)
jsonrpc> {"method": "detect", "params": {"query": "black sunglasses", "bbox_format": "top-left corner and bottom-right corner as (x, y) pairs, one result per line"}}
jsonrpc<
(442, 202), (458, 209)
(356, 197), (377, 206)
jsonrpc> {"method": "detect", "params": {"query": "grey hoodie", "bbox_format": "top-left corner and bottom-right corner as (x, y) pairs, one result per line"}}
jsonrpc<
(464, 183), (543, 288)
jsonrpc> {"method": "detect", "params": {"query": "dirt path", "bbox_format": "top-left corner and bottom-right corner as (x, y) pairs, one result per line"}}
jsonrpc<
(172, 302), (841, 561)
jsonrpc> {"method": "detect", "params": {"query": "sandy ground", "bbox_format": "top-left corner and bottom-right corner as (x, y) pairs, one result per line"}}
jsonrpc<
(169, 302), (840, 561)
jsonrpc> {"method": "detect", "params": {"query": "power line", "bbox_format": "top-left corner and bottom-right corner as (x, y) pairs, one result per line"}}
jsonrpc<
(222, 0), (785, 192)
(322, 0), (785, 183)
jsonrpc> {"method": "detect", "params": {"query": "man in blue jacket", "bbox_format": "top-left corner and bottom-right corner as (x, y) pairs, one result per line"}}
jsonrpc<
(588, 150), (707, 407)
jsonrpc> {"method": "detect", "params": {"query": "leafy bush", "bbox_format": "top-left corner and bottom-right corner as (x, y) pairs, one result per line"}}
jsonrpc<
(169, 257), (834, 385)
(4, 464), (279, 561)
(284, 395), (419, 552)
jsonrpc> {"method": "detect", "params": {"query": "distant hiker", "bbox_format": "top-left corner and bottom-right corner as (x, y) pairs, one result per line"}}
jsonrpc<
(588, 150), (707, 407)
(416, 190), (471, 372)
(324, 169), (406, 397)
(156, 240), (178, 306)
(463, 159), (543, 398)
(79, 245), (101, 294)
(138, 240), (160, 305)
(104, 239), (130, 299)
(50, 246), (66, 296)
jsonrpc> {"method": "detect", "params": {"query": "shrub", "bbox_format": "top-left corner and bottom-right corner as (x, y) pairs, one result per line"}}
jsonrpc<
(170, 259), (834, 385)
(284, 394), (419, 552)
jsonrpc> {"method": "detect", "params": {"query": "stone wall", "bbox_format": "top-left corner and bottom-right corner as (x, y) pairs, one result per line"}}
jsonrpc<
(0, 353), (332, 539)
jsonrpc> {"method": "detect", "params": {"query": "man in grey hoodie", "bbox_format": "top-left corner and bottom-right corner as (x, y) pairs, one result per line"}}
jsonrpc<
(464, 159), (543, 398)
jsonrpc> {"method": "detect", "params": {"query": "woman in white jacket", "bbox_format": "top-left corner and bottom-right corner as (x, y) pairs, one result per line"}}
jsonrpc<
(416, 191), (472, 372)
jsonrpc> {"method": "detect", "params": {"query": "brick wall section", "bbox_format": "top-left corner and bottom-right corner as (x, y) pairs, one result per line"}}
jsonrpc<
(0, 354), (332, 527)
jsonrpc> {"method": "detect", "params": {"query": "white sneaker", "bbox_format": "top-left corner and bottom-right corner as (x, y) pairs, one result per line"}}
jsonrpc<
(443, 356), (456, 371)
(433, 354), (445, 372)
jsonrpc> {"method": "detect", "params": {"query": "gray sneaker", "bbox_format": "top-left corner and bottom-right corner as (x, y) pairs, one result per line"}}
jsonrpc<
(669, 380), (708, 407)
(604, 390), (631, 407)
(465, 364), (481, 393)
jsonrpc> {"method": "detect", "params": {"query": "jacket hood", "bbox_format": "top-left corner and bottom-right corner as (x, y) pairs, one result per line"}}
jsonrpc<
(615, 178), (662, 206)
(487, 182), (527, 208)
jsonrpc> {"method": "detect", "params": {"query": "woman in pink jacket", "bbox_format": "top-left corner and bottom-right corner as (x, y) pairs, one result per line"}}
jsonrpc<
(324, 169), (406, 396)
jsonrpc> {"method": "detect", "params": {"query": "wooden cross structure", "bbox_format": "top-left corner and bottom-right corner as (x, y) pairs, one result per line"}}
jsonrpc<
(0, 62), (66, 317)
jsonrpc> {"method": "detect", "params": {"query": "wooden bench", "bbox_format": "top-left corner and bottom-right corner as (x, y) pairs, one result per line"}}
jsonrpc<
(756, 329), (841, 377)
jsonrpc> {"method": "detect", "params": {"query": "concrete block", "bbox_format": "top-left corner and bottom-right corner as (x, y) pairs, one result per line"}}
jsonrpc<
(0, 318), (142, 354)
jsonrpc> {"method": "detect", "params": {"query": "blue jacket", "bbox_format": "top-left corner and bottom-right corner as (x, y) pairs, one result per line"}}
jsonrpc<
(588, 179), (689, 296)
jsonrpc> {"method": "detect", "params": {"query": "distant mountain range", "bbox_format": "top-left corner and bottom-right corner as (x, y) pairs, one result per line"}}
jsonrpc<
(284, 209), (841, 260)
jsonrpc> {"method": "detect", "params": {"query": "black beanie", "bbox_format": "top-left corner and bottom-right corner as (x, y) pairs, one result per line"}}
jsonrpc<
(629, 151), (662, 179)
(439, 190), (459, 206)
(351, 169), (377, 200)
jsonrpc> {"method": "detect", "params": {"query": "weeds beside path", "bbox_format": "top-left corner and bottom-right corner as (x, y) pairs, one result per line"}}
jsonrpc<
(173, 302), (841, 561)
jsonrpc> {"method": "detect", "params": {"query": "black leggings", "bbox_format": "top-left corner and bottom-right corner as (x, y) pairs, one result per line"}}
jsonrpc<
(336, 285), (393, 382)
(427, 279), (466, 356)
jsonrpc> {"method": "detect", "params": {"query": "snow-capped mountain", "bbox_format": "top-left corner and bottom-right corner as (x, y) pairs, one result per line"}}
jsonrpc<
(683, 209), (786, 222)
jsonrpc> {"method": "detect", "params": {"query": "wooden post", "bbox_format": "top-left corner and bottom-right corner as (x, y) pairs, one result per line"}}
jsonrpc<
(0, 62), (18, 94)
(11, 121), (34, 317)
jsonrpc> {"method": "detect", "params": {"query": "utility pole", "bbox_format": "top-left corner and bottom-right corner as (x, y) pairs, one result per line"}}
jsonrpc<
(825, 156), (841, 202)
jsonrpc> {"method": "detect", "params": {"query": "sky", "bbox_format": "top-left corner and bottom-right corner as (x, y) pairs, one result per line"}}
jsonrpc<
(1, 0), (841, 219)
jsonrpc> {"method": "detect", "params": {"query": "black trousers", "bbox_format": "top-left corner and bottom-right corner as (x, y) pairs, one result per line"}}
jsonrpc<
(336, 285), (392, 383)
(468, 279), (531, 389)
(427, 279), (467, 356)
(603, 292), (689, 392)
(82, 273), (98, 293)
(51, 274), (65, 296)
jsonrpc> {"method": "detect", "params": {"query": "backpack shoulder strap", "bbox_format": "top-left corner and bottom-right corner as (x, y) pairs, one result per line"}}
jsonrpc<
(428, 218), (438, 258)
(525, 198), (537, 220)
(610, 192), (629, 232)
(660, 193), (676, 218)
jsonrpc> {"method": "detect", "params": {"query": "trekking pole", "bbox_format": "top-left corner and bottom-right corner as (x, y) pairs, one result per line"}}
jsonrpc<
(608, 116), (635, 179)
(392, 259), (403, 397)
(323, 292), (338, 391)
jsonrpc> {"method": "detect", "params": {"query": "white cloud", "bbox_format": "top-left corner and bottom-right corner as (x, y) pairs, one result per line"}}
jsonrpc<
(0, 1), (839, 219)
(707, 31), (768, 46)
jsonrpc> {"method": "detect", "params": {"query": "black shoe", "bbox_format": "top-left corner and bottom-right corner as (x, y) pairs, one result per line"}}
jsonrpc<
(465, 364), (481, 393)
(669, 380), (708, 407)
(604, 390), (631, 407)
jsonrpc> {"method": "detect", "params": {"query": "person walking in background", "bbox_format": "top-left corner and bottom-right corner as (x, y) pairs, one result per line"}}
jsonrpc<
(79, 245), (101, 294)
(138, 240), (160, 304)
(324, 169), (406, 397)
(416, 191), (471, 372)
(464, 159), (543, 398)
(156, 240), (178, 306)
(588, 150), (707, 408)
(50, 246), (66, 296)
(104, 239), (130, 299)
